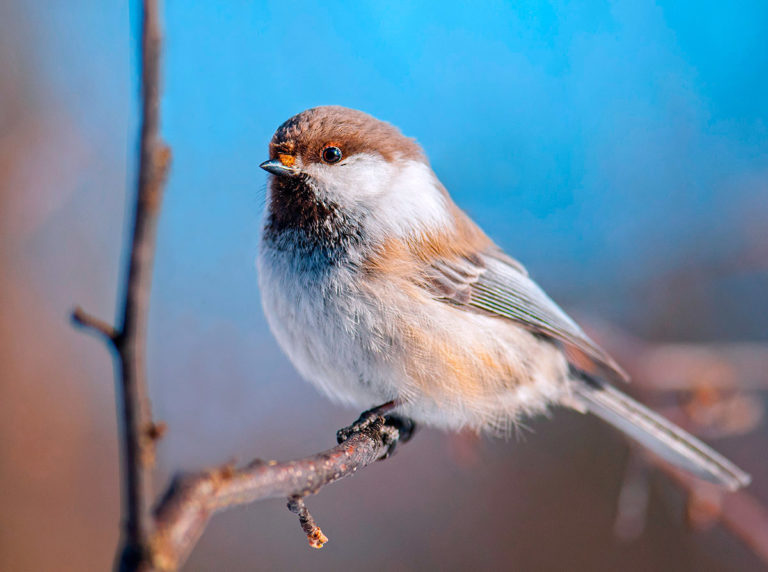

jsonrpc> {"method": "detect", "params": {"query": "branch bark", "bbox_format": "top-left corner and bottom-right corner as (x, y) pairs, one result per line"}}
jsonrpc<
(115, 0), (170, 566)
(72, 1), (169, 570)
(149, 421), (398, 570)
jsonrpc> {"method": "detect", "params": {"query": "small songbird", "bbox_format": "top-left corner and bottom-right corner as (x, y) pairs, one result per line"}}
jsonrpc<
(257, 106), (750, 491)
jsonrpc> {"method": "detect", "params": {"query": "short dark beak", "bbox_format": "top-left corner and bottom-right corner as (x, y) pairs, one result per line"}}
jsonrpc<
(260, 159), (300, 177)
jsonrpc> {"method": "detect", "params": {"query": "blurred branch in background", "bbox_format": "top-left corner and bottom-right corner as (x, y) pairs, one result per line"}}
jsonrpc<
(72, 0), (169, 569)
(584, 321), (768, 566)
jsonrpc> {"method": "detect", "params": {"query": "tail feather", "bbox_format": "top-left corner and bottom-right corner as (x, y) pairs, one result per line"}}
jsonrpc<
(572, 376), (751, 491)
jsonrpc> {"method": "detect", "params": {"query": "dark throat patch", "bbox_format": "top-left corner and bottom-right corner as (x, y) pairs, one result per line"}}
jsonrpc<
(263, 175), (363, 258)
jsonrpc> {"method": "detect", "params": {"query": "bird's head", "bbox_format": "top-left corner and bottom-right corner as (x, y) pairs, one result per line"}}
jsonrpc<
(261, 106), (450, 246)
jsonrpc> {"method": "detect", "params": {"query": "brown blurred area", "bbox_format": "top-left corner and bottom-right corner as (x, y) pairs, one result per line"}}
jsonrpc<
(2, 3), (767, 572)
(0, 3), (125, 570)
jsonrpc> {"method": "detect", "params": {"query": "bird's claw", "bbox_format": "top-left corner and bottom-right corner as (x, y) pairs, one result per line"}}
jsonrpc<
(336, 408), (384, 444)
(336, 409), (417, 459)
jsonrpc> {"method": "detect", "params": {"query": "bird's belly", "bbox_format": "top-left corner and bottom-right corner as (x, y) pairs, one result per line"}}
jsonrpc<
(258, 245), (570, 433)
(258, 248), (402, 409)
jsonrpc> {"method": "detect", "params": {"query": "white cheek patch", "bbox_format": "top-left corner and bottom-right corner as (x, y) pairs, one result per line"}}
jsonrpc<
(303, 154), (393, 203)
(373, 160), (449, 238)
(304, 153), (450, 241)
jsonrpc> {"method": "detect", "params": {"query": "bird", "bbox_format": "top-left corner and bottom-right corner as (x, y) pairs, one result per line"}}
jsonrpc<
(257, 105), (750, 491)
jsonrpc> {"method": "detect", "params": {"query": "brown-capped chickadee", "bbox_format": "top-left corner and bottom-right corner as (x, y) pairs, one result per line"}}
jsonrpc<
(257, 106), (749, 491)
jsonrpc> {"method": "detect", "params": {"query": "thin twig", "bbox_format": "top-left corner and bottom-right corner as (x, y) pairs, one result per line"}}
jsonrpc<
(287, 497), (329, 549)
(71, 306), (118, 342)
(114, 0), (170, 567)
(72, 1), (169, 570)
(149, 421), (398, 570)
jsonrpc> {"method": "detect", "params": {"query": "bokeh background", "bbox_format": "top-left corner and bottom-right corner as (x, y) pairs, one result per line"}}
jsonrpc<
(2, 1), (767, 570)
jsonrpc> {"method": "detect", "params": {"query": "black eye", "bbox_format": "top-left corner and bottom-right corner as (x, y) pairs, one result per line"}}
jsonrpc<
(321, 146), (342, 164)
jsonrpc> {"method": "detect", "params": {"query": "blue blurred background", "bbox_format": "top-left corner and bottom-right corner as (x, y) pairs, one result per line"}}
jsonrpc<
(1, 1), (766, 570)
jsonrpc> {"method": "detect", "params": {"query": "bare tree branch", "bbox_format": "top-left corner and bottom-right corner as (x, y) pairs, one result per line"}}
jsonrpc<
(72, 306), (118, 342)
(114, 0), (170, 566)
(647, 456), (768, 566)
(287, 497), (329, 549)
(72, 1), (169, 570)
(614, 447), (768, 566)
(584, 319), (768, 392)
(595, 321), (768, 566)
(149, 421), (398, 570)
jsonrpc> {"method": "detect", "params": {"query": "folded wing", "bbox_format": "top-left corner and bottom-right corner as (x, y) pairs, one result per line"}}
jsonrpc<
(419, 246), (629, 384)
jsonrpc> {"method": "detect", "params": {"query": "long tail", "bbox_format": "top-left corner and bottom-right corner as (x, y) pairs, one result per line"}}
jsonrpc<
(571, 376), (751, 491)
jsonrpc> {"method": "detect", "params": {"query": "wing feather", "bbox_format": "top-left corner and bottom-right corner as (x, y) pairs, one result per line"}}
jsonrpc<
(421, 249), (629, 383)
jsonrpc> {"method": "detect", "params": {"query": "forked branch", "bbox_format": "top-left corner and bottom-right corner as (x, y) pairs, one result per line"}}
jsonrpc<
(150, 421), (399, 570)
(72, 0), (169, 569)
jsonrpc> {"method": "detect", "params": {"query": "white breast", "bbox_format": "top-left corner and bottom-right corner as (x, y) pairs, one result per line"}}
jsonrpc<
(257, 232), (571, 434)
(257, 237), (402, 409)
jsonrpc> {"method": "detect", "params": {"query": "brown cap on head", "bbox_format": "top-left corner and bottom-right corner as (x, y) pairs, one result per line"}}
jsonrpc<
(269, 106), (425, 166)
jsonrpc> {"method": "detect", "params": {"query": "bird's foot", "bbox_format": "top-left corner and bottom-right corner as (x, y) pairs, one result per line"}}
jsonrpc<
(336, 401), (417, 459)
(379, 414), (417, 458)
